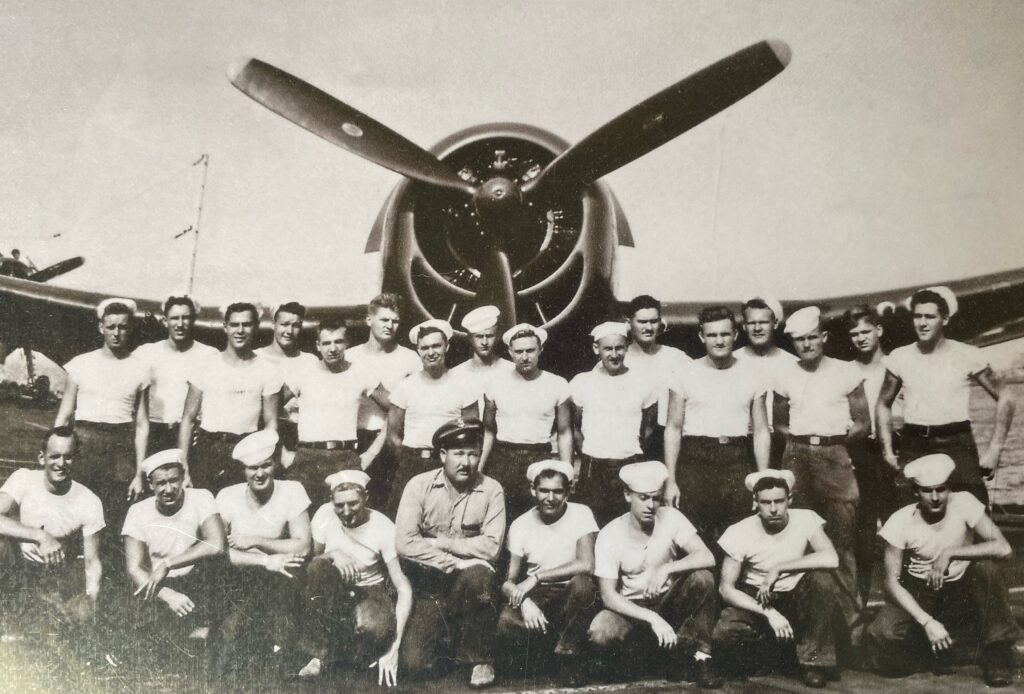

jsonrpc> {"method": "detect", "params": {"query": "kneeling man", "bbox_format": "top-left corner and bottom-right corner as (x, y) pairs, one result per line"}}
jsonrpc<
(866, 454), (1020, 687)
(588, 461), (720, 688)
(713, 470), (840, 688)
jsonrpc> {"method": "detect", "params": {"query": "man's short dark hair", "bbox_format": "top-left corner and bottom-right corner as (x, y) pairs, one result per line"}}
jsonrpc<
(41, 426), (80, 455)
(698, 305), (737, 331)
(100, 301), (135, 320)
(163, 296), (198, 318)
(508, 329), (542, 348)
(910, 289), (950, 318)
(223, 302), (259, 324)
(628, 295), (661, 316)
(533, 468), (571, 490)
(316, 316), (348, 338)
(741, 298), (774, 320)
(274, 301), (306, 321)
(843, 304), (879, 331)
(753, 476), (791, 496)
(367, 293), (403, 317)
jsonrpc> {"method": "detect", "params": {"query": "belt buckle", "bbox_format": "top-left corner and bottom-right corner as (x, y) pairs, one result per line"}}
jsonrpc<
(809, 435), (822, 446)
(922, 425), (932, 438)
(419, 449), (432, 459)
(717, 436), (729, 445)
(324, 441), (338, 451)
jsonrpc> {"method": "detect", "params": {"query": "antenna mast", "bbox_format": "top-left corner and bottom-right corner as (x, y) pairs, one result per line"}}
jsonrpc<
(184, 154), (209, 296)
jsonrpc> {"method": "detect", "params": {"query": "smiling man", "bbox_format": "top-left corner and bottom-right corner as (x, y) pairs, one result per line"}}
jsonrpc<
(452, 305), (514, 410)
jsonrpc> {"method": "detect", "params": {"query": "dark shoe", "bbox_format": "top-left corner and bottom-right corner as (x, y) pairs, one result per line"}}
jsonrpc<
(695, 659), (722, 689)
(982, 644), (1015, 688)
(801, 667), (828, 688)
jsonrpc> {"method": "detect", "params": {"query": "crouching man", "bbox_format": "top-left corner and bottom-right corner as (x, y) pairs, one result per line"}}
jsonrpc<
(498, 460), (598, 684)
(395, 418), (505, 688)
(865, 454), (1020, 687)
(298, 469), (413, 687)
(713, 470), (841, 688)
(588, 461), (720, 688)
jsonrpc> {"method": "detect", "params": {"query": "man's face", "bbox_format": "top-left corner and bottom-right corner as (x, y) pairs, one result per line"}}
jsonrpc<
(699, 318), (736, 360)
(916, 482), (950, 516)
(164, 304), (195, 345)
(39, 435), (76, 486)
(99, 313), (131, 351)
(224, 309), (257, 351)
(912, 302), (947, 345)
(469, 327), (497, 360)
(509, 336), (541, 375)
(630, 308), (661, 347)
(755, 486), (791, 530)
(593, 334), (628, 373)
(243, 458), (275, 494)
(848, 318), (881, 356)
(367, 308), (400, 344)
(626, 488), (661, 527)
(150, 466), (185, 510)
(743, 307), (776, 348)
(332, 488), (368, 528)
(317, 328), (348, 366)
(532, 474), (569, 520)
(273, 310), (303, 350)
(441, 444), (481, 486)
(416, 331), (448, 369)
(792, 327), (826, 363)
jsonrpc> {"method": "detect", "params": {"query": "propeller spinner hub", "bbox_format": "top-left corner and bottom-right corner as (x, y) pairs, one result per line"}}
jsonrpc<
(474, 177), (523, 224)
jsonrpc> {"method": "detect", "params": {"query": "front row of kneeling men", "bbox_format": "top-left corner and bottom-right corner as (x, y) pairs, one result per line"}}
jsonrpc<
(1, 420), (1019, 688)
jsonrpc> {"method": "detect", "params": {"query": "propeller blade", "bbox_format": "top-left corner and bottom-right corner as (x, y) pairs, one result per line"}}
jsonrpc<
(229, 58), (473, 193)
(525, 40), (791, 196)
(27, 257), (84, 283)
(475, 249), (517, 328)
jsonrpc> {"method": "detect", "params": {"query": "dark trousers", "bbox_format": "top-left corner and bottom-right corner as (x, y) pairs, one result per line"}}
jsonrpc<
(713, 571), (840, 669)
(192, 430), (246, 493)
(358, 428), (393, 512)
(576, 454), (642, 527)
(848, 437), (899, 601)
(782, 441), (861, 626)
(130, 561), (227, 648)
(146, 421), (180, 457)
(384, 447), (438, 519)
(298, 556), (396, 665)
(865, 561), (1021, 674)
(217, 566), (302, 672)
(676, 437), (755, 543)
(0, 552), (94, 635)
(497, 575), (598, 661)
(399, 560), (499, 674)
(898, 428), (987, 505)
(289, 447), (361, 508)
(588, 569), (717, 656)
(486, 442), (551, 523)
(76, 422), (135, 568)
(769, 430), (787, 470)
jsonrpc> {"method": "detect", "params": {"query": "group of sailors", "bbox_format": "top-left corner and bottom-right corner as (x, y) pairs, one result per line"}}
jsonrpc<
(0, 287), (1020, 688)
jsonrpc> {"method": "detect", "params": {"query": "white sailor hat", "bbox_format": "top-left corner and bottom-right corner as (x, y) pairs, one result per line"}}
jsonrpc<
(925, 286), (958, 317)
(461, 306), (500, 334)
(745, 296), (784, 324)
(502, 323), (548, 347)
(745, 469), (796, 493)
(619, 461), (668, 494)
(903, 454), (956, 488)
(141, 448), (184, 478)
(219, 301), (264, 320)
(96, 297), (138, 319)
(784, 306), (821, 338)
(409, 318), (453, 344)
(231, 430), (279, 466)
(325, 469), (371, 491)
(590, 321), (629, 342)
(526, 459), (574, 485)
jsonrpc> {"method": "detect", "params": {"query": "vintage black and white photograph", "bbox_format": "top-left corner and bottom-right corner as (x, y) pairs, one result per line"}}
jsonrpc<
(0, 1), (1022, 692)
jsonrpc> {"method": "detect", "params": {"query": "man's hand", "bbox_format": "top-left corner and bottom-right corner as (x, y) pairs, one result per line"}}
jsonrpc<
(157, 587), (195, 618)
(453, 557), (494, 573)
(265, 553), (304, 578)
(757, 567), (780, 606)
(37, 532), (64, 566)
(764, 608), (794, 641)
(359, 452), (375, 471)
(333, 555), (362, 584)
(183, 469), (193, 488)
(127, 476), (145, 502)
(135, 560), (171, 600)
(882, 450), (900, 472)
(647, 614), (678, 649)
(927, 551), (952, 590)
(375, 641), (400, 687)
(509, 575), (539, 608)
(520, 598), (548, 633)
(228, 534), (258, 551)
(923, 619), (952, 651)
(663, 481), (681, 509)
(979, 448), (999, 479)
(643, 566), (671, 601)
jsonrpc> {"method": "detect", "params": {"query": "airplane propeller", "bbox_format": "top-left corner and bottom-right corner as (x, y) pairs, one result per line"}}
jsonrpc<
(27, 256), (85, 283)
(229, 40), (791, 329)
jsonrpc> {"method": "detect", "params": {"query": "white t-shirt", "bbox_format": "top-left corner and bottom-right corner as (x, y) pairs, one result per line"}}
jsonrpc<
(452, 358), (514, 410)
(671, 357), (767, 437)
(883, 340), (988, 425)
(311, 506), (397, 587)
(508, 502), (598, 584)
(569, 368), (657, 459)
(348, 343), (421, 432)
(0, 469), (104, 563)
(390, 370), (478, 448)
(626, 344), (692, 427)
(879, 492), (986, 583)
(215, 480), (310, 556)
(774, 357), (864, 437)
(289, 361), (380, 442)
(64, 349), (149, 424)
(486, 369), (571, 445)
(188, 352), (283, 435)
(255, 348), (320, 423)
(736, 345), (797, 429)
(718, 509), (825, 592)
(851, 357), (887, 435)
(135, 340), (218, 424)
(122, 489), (219, 577)
(594, 507), (698, 601)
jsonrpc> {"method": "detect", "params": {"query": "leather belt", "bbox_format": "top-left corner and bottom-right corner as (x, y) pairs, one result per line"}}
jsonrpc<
(297, 439), (357, 451)
(902, 421), (971, 438)
(149, 421), (179, 431)
(77, 421), (133, 432)
(683, 435), (750, 447)
(199, 429), (245, 442)
(496, 442), (551, 452)
(403, 446), (434, 460)
(790, 434), (846, 446)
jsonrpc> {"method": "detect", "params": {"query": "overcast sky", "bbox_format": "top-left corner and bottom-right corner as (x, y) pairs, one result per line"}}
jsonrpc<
(2, 1), (1022, 310)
